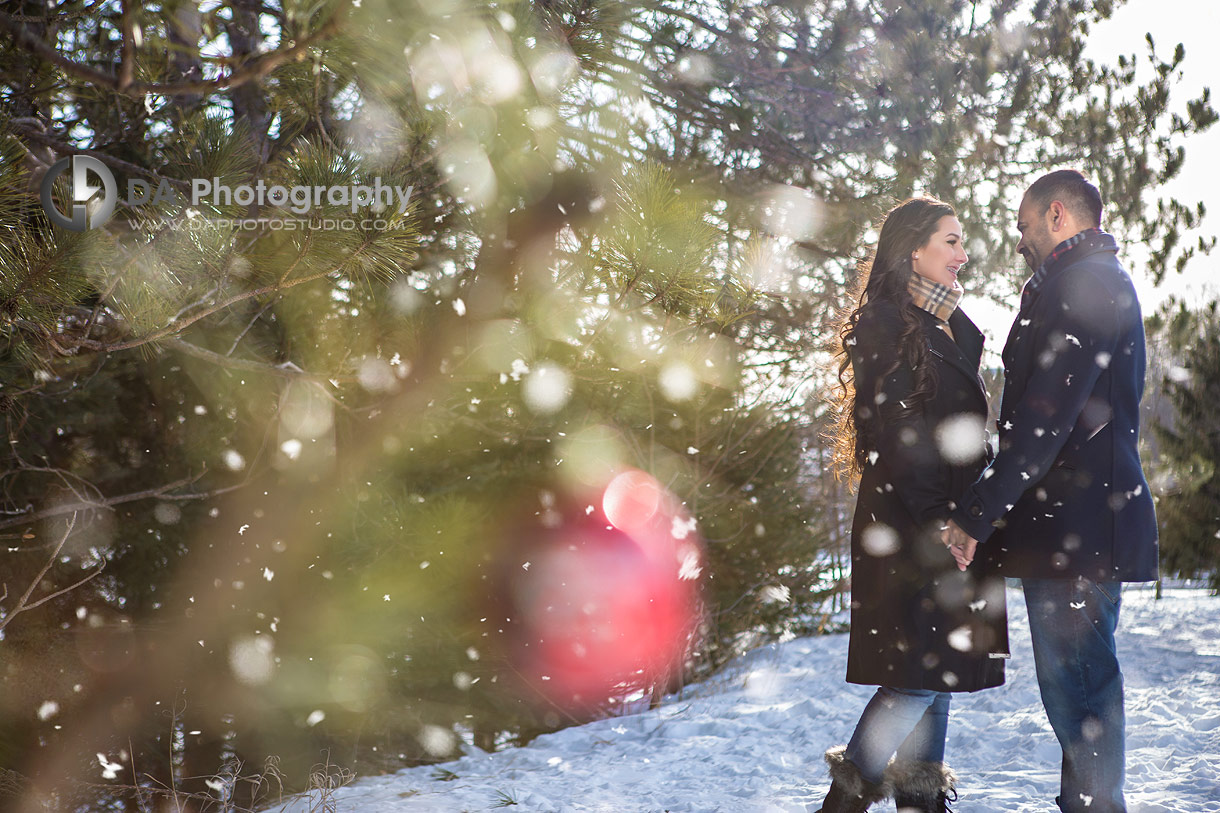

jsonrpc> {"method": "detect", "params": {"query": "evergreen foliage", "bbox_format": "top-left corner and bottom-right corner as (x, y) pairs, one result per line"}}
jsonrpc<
(1149, 300), (1220, 593)
(0, 0), (1214, 807)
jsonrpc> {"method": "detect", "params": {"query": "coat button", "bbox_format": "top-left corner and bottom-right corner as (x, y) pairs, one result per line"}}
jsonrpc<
(969, 505), (983, 518)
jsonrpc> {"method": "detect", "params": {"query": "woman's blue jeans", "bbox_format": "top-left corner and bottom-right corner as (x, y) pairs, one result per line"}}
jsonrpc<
(1024, 578), (1126, 813)
(843, 686), (951, 785)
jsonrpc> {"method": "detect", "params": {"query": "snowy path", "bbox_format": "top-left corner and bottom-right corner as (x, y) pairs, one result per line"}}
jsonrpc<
(277, 586), (1220, 812)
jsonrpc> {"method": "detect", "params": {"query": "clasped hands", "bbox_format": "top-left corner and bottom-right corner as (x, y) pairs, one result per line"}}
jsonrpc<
(941, 520), (978, 572)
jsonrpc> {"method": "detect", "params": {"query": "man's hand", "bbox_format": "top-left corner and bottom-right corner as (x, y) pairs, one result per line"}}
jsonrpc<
(941, 519), (979, 572)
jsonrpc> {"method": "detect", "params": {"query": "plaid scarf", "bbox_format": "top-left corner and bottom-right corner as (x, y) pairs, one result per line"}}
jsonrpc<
(1021, 228), (1113, 306)
(907, 273), (963, 324)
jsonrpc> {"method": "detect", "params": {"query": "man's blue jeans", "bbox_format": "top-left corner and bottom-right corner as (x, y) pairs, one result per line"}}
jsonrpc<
(844, 686), (951, 786)
(1024, 578), (1126, 813)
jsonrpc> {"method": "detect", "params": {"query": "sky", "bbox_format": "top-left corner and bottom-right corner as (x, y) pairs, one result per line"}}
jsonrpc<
(968, 0), (1220, 344)
(1089, 0), (1220, 304)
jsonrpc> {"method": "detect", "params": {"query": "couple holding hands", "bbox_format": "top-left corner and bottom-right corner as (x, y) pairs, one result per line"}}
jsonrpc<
(815, 170), (1158, 813)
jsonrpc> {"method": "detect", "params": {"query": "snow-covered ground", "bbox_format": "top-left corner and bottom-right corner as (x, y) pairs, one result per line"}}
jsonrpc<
(278, 585), (1220, 812)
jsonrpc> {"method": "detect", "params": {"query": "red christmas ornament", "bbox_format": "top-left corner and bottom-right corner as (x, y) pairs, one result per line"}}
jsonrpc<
(498, 470), (704, 711)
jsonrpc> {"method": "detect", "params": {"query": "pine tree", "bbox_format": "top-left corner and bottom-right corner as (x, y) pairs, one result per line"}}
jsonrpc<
(1150, 300), (1220, 593)
(0, 0), (1215, 808)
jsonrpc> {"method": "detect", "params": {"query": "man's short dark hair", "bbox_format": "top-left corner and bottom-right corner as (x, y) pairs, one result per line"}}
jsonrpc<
(1025, 169), (1103, 228)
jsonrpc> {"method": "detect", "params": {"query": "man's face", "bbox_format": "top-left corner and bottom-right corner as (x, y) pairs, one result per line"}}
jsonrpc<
(1015, 195), (1054, 272)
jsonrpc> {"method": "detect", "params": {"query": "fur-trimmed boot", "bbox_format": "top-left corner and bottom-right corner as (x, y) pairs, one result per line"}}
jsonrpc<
(885, 759), (958, 813)
(813, 746), (890, 813)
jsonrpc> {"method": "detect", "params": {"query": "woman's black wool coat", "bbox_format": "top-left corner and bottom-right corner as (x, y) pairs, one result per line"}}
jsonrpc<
(844, 300), (1009, 693)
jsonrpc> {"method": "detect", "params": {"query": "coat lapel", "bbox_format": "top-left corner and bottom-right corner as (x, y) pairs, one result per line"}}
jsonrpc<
(947, 308), (985, 371)
(922, 309), (987, 403)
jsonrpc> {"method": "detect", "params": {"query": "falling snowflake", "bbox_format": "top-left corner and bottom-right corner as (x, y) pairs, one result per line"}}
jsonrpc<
(222, 449), (246, 471)
(97, 753), (124, 780)
(678, 550), (703, 581)
(658, 362), (697, 402)
(861, 523), (900, 557)
(523, 363), (572, 414)
(154, 502), (182, 525)
(935, 414), (986, 465)
(759, 585), (790, 605)
(947, 626), (973, 652)
(229, 635), (276, 686)
(359, 357), (397, 393)
(671, 515), (698, 540)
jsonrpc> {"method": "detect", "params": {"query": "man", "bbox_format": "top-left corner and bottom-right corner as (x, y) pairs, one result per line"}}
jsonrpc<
(942, 169), (1158, 813)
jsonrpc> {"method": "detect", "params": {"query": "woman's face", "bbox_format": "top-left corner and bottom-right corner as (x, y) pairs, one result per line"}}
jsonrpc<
(911, 215), (967, 287)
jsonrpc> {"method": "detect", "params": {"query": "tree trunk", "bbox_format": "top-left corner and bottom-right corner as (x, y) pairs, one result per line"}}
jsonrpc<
(225, 0), (272, 164)
(167, 0), (206, 115)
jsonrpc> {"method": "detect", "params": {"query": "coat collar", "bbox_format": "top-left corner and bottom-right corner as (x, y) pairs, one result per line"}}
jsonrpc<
(1022, 229), (1118, 302)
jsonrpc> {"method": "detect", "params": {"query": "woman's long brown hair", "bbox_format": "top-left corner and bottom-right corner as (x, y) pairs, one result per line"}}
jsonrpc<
(827, 196), (956, 482)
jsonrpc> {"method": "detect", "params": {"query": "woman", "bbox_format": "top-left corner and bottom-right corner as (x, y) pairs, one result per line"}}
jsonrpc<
(816, 197), (1009, 813)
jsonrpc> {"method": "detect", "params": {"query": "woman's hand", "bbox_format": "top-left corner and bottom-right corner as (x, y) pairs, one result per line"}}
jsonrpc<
(941, 520), (978, 571)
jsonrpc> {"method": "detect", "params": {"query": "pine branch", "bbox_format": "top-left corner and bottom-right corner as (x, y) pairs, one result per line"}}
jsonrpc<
(0, 472), (206, 532)
(163, 337), (358, 383)
(0, 514), (104, 634)
(103, 233), (380, 354)
(10, 221), (396, 387)
(9, 119), (189, 189)
(0, 2), (352, 99)
(1, 461), (105, 513)
(4, 0), (111, 24)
